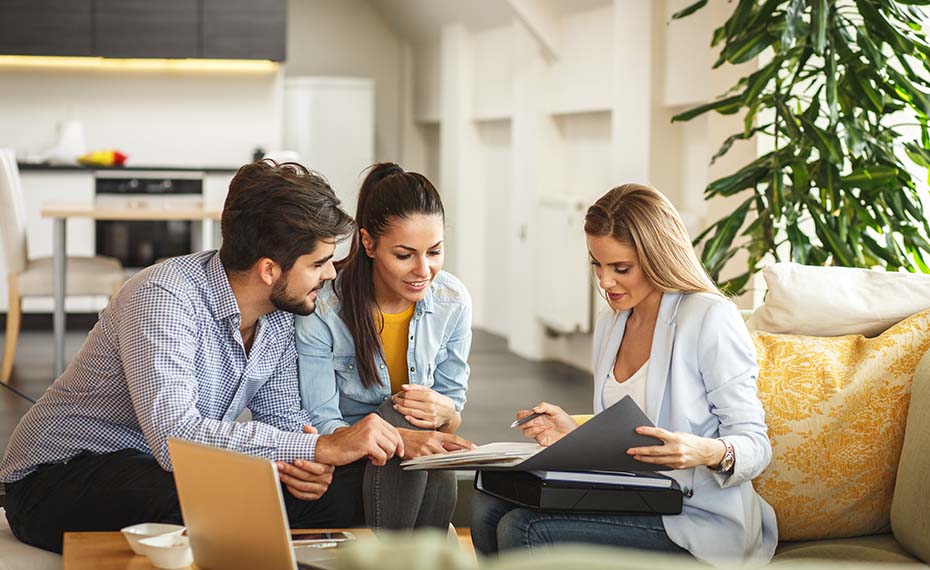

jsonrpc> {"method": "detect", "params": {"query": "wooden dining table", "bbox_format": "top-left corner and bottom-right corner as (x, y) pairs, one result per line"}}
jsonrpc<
(41, 201), (222, 376)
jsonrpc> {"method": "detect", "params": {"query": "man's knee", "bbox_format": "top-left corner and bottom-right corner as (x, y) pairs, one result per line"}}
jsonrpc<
(286, 463), (364, 528)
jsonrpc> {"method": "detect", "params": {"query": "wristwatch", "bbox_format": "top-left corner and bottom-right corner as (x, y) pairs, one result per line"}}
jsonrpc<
(711, 438), (735, 473)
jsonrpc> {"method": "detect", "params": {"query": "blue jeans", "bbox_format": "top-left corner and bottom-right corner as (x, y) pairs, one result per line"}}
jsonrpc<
(470, 491), (690, 556)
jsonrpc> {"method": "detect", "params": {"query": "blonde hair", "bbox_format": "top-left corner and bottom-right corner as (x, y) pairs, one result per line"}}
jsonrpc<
(584, 183), (723, 297)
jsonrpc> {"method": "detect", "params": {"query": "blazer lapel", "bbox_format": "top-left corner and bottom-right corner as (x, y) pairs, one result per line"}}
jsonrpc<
(645, 293), (683, 424)
(593, 309), (628, 413)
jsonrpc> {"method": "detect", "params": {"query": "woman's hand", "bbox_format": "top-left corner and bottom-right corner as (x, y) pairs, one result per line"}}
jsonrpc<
(397, 428), (475, 460)
(392, 384), (456, 429)
(627, 426), (727, 470)
(516, 402), (578, 447)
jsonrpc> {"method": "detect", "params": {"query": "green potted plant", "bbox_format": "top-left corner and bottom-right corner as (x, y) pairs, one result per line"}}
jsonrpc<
(672, 0), (930, 294)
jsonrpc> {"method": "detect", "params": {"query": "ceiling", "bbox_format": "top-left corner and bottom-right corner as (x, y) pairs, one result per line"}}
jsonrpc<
(366, 0), (611, 44)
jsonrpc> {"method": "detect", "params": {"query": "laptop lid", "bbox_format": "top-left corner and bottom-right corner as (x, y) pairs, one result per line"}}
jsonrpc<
(168, 438), (297, 570)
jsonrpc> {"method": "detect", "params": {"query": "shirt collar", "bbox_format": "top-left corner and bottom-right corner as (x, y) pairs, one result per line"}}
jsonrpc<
(206, 252), (242, 323)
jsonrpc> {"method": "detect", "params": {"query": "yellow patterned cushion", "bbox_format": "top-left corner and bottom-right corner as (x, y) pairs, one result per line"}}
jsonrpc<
(751, 309), (930, 541)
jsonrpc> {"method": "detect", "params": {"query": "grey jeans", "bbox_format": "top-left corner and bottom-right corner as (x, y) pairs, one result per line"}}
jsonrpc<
(364, 399), (457, 531)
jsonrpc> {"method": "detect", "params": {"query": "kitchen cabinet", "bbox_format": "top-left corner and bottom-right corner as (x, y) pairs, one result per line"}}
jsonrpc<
(0, 0), (92, 57)
(0, 0), (284, 60)
(93, 0), (199, 59)
(201, 0), (286, 61)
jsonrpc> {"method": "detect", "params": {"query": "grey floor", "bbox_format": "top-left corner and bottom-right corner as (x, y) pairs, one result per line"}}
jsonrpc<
(0, 326), (593, 458)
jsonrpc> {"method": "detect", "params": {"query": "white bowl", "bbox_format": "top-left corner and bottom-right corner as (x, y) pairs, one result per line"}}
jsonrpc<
(138, 533), (194, 569)
(120, 523), (185, 555)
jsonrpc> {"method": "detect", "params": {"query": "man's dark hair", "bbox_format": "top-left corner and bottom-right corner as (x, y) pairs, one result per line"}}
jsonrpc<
(219, 160), (354, 272)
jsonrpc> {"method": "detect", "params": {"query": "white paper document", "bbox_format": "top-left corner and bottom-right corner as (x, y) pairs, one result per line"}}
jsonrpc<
(401, 442), (544, 469)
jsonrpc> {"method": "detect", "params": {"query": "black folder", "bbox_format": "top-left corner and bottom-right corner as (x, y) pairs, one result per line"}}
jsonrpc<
(401, 396), (671, 472)
(505, 396), (666, 472)
(475, 470), (683, 515)
(470, 397), (684, 515)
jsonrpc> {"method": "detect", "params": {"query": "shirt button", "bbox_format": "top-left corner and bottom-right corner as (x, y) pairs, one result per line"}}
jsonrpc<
(380, 364), (385, 369)
(348, 365), (354, 370)
(383, 396), (389, 401)
(409, 366), (415, 372)
(409, 336), (413, 340)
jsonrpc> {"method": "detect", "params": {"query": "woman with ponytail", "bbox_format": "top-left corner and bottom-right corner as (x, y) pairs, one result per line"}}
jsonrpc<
(296, 163), (474, 531)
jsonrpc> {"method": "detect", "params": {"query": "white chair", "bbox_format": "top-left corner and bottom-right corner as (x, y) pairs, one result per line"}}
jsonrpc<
(0, 149), (125, 383)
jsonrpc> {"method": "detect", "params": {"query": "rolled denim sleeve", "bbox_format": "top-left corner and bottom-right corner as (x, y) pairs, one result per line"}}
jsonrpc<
(431, 294), (472, 412)
(118, 283), (318, 470)
(296, 312), (350, 435)
(697, 300), (771, 488)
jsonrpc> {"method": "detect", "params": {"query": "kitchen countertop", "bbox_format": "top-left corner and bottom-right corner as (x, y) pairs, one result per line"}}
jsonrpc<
(17, 162), (241, 174)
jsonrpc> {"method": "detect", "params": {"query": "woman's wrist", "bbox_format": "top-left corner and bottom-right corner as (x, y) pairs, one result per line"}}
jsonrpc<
(706, 437), (728, 467)
(438, 409), (461, 432)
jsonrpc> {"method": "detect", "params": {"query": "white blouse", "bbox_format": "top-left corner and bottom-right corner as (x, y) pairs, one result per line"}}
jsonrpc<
(602, 359), (649, 412)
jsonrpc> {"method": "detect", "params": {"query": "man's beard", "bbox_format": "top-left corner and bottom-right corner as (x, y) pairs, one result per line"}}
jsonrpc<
(270, 275), (316, 316)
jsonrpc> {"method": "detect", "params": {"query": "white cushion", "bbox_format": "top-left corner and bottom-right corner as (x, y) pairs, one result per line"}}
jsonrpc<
(0, 508), (61, 570)
(746, 262), (930, 337)
(17, 256), (124, 298)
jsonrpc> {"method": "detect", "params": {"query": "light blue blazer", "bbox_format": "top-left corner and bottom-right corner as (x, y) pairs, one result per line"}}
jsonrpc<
(592, 292), (777, 566)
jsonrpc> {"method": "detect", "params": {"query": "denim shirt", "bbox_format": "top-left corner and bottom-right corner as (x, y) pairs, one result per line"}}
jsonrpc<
(295, 270), (472, 434)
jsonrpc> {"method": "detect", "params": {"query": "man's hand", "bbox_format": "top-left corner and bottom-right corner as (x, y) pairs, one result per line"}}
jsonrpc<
(276, 459), (333, 501)
(314, 414), (404, 467)
(397, 428), (475, 460)
(392, 385), (456, 429)
(516, 402), (578, 446)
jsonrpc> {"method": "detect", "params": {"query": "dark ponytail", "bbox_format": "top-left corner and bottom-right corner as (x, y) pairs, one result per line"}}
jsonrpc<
(336, 162), (445, 389)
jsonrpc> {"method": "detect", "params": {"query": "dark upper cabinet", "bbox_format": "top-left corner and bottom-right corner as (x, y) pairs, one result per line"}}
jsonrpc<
(0, 0), (285, 60)
(201, 0), (286, 61)
(93, 0), (199, 59)
(0, 0), (93, 56)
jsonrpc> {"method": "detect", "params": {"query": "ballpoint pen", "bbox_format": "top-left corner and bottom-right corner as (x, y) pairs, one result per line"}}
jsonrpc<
(510, 411), (545, 428)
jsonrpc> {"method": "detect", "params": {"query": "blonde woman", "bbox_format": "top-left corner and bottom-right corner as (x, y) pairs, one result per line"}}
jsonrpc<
(471, 184), (777, 566)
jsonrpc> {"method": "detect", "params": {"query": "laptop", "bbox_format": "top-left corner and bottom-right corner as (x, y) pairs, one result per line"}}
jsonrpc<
(167, 437), (344, 570)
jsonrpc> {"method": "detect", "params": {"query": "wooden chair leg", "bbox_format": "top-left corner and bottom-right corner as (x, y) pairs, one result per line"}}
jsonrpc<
(2, 275), (22, 384)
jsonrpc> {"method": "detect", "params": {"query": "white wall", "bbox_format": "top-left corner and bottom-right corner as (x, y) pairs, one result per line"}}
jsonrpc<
(0, 68), (282, 166)
(476, 119), (512, 337)
(406, 0), (760, 371)
(286, 0), (405, 164)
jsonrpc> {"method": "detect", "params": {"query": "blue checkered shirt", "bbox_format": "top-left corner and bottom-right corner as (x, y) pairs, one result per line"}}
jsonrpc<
(0, 251), (318, 487)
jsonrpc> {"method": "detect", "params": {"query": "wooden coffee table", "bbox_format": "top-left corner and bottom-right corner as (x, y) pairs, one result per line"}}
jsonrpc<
(62, 528), (373, 570)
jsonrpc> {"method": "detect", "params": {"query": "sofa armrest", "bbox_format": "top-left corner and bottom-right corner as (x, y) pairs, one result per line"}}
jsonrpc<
(891, 346), (930, 564)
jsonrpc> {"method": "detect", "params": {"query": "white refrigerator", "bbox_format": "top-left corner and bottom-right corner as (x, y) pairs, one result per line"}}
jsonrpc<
(283, 76), (375, 222)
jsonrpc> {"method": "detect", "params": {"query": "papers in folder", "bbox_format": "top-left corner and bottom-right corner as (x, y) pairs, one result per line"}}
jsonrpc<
(401, 396), (670, 472)
(401, 442), (544, 469)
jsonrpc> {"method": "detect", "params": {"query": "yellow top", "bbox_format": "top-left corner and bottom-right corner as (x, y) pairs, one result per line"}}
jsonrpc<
(378, 304), (416, 394)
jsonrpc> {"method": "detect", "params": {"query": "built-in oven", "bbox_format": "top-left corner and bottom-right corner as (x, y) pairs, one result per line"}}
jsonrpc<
(94, 171), (204, 269)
